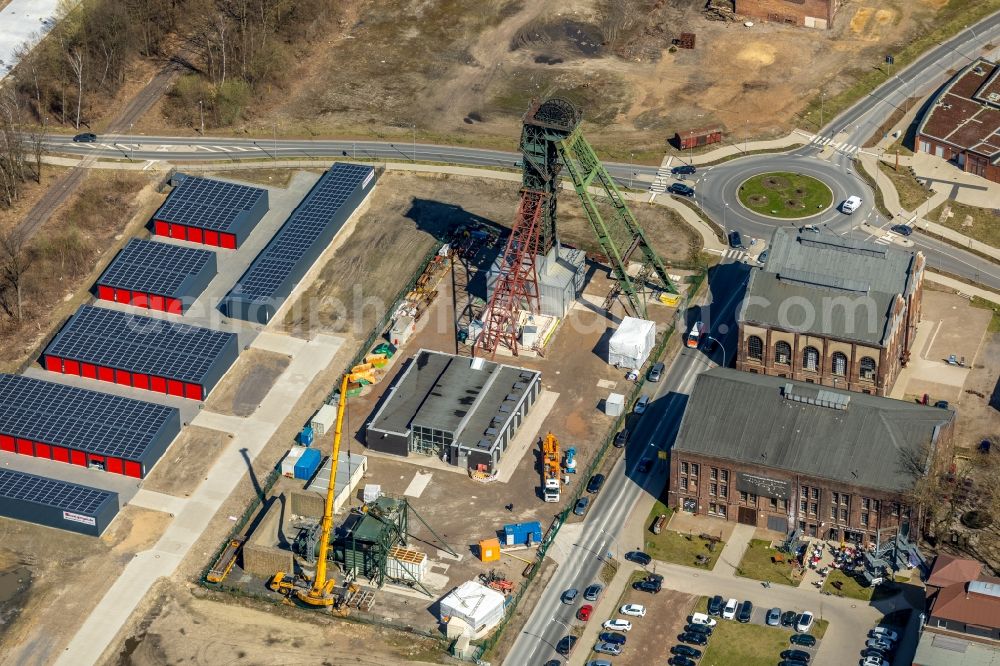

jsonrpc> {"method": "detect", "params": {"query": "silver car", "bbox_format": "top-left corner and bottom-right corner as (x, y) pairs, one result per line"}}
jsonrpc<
(594, 641), (623, 656)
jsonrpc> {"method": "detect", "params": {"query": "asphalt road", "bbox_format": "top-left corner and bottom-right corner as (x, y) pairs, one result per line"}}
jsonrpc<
(504, 265), (750, 666)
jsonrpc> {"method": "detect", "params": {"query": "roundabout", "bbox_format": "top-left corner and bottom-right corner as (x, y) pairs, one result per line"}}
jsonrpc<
(737, 171), (833, 219)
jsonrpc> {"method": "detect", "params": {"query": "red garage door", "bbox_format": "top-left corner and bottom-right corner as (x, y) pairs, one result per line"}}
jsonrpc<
(70, 450), (87, 466)
(124, 461), (142, 478)
(0, 435), (14, 452)
(106, 457), (124, 474)
(35, 443), (51, 459)
(52, 446), (70, 463)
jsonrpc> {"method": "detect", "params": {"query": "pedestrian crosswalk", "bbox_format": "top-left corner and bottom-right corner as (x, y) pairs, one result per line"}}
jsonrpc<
(649, 163), (672, 193)
(810, 135), (861, 155)
(873, 234), (894, 246)
(722, 248), (750, 261)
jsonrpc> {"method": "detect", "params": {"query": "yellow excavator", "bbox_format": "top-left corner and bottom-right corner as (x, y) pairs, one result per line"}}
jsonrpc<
(269, 374), (350, 607)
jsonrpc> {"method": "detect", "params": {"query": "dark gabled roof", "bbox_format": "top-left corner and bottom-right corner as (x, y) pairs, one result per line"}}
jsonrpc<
(928, 555), (984, 589)
(673, 368), (953, 493)
(739, 228), (919, 346)
(930, 579), (1000, 629)
(96, 238), (216, 299)
(154, 175), (267, 232)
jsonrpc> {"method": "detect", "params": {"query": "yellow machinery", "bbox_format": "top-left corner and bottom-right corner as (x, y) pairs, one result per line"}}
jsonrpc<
(541, 433), (561, 502)
(269, 374), (350, 607)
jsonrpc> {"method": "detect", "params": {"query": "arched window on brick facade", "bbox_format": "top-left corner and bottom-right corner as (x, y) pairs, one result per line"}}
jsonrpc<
(860, 356), (877, 381)
(803, 346), (819, 372)
(747, 335), (764, 361)
(774, 341), (791, 365)
(832, 352), (848, 376)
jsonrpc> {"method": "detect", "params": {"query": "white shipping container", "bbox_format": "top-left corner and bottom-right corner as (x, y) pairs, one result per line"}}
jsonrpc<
(281, 446), (307, 478)
(311, 404), (337, 436)
(387, 546), (428, 582)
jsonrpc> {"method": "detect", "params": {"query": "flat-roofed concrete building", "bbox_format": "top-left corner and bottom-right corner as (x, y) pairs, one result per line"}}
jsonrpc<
(737, 228), (924, 396)
(365, 350), (541, 473)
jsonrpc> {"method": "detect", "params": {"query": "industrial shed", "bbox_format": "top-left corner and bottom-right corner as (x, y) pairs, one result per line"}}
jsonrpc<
(95, 238), (217, 314)
(0, 374), (181, 478)
(152, 174), (268, 249)
(366, 349), (541, 473)
(42, 304), (239, 400)
(0, 469), (120, 536)
(220, 163), (377, 324)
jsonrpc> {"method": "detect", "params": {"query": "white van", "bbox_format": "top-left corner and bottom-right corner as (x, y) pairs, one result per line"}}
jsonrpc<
(841, 196), (862, 214)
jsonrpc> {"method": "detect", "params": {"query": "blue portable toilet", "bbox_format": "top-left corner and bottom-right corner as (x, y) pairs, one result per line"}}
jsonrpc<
(299, 426), (315, 447)
(294, 448), (322, 480)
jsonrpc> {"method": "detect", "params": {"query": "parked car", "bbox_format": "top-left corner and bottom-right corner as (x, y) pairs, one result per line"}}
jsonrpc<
(672, 164), (697, 175)
(934, 400), (949, 409)
(556, 635), (577, 655)
(790, 633), (817, 647)
(637, 457), (653, 473)
(766, 607), (781, 626)
(866, 638), (892, 652)
(679, 632), (708, 646)
(584, 584), (604, 602)
(669, 657), (696, 666)
(577, 604), (593, 621)
(890, 224), (913, 236)
(648, 362), (665, 382)
(668, 182), (695, 197)
(757, 250), (769, 264)
(634, 395), (650, 414)
(544, 660), (561, 666)
(781, 649), (812, 663)
(613, 429), (630, 448)
(598, 632), (626, 646)
(593, 641), (621, 656)
(620, 604), (646, 617)
(574, 497), (590, 516)
(672, 644), (702, 658)
(862, 648), (888, 660)
(690, 612), (718, 627)
(633, 578), (661, 594)
(707, 595), (724, 616)
(585, 661), (612, 666)
(728, 230), (743, 249)
(841, 195), (862, 214)
(685, 623), (713, 636)
(625, 551), (651, 566)
(781, 610), (798, 627)
(722, 598), (738, 620)
(586, 474), (606, 494)
(796, 611), (815, 633)
(561, 588), (578, 604)
(862, 657), (888, 666)
(602, 619), (632, 632)
(800, 224), (820, 233)
(870, 627), (899, 642)
(737, 600), (753, 623)
(73, 132), (97, 142)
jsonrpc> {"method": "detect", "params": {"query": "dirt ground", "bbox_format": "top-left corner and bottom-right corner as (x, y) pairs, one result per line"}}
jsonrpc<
(204, 349), (291, 417)
(952, 331), (1000, 454)
(588, 585), (699, 663)
(140, 426), (232, 498)
(135, 0), (965, 160)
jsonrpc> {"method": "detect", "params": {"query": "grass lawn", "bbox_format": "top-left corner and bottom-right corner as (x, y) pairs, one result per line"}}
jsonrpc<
(877, 161), (931, 212)
(822, 569), (873, 601)
(737, 172), (833, 219)
(928, 200), (1000, 249)
(699, 616), (791, 666)
(735, 540), (801, 587)
(813, 618), (830, 640)
(971, 297), (1000, 333)
(643, 502), (723, 570)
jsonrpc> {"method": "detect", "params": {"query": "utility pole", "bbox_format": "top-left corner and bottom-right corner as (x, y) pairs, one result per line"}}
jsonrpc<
(820, 92), (825, 131)
(273, 122), (277, 162)
(412, 124), (416, 162)
(629, 152), (633, 189)
(198, 100), (204, 134)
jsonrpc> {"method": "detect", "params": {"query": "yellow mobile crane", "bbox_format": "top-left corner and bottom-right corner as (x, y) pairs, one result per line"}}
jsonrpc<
(270, 374), (350, 607)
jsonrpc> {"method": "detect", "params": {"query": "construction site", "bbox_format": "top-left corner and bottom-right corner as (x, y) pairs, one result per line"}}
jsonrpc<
(193, 97), (694, 657)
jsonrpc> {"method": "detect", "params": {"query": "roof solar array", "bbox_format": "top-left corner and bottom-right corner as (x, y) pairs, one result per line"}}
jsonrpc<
(233, 163), (374, 303)
(0, 374), (179, 459)
(97, 239), (216, 297)
(0, 468), (116, 514)
(155, 175), (267, 232)
(46, 305), (236, 384)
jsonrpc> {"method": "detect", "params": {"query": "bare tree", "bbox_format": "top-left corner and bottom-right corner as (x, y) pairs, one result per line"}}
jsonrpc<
(65, 47), (84, 129)
(0, 229), (33, 321)
(28, 119), (46, 183)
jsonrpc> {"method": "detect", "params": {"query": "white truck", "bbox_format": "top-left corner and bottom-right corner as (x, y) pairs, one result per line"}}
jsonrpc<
(544, 477), (561, 502)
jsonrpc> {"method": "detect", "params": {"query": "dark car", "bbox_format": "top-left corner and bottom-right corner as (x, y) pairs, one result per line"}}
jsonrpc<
(574, 497), (590, 516)
(672, 164), (697, 175)
(598, 632), (626, 646)
(757, 250), (768, 264)
(934, 400), (949, 409)
(790, 634), (817, 647)
(561, 588), (578, 604)
(766, 607), (781, 626)
(613, 429), (630, 448)
(862, 647), (888, 659)
(672, 644), (702, 658)
(584, 584), (604, 602)
(685, 623), (713, 636)
(781, 611), (798, 627)
(708, 595), (724, 616)
(780, 649), (811, 663)
(625, 551), (651, 566)
(637, 457), (653, 473)
(648, 362), (665, 382)
(586, 474), (606, 493)
(544, 660), (561, 666)
(669, 657), (696, 666)
(556, 635), (577, 655)
(679, 632), (708, 646)
(633, 579), (661, 594)
(668, 182), (695, 197)
(737, 600), (753, 623)
(72, 132), (97, 142)
(728, 230), (743, 249)
(890, 224), (913, 236)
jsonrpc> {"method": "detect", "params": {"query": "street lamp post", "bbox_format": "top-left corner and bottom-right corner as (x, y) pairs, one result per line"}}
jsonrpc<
(128, 122), (134, 161)
(198, 100), (204, 134)
(412, 124), (416, 162)
(820, 92), (825, 131)
(629, 152), (634, 189)
(724, 202), (730, 231)
(706, 335), (728, 367)
(273, 122), (277, 162)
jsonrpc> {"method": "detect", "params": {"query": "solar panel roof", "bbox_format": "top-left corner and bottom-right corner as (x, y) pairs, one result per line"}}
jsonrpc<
(0, 374), (179, 460)
(97, 238), (216, 297)
(46, 305), (237, 384)
(0, 468), (117, 515)
(155, 175), (267, 232)
(233, 163), (373, 303)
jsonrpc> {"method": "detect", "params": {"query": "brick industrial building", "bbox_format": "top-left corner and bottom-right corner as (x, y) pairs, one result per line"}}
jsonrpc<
(668, 369), (954, 545)
(916, 58), (1000, 184)
(735, 0), (841, 29)
(737, 228), (925, 397)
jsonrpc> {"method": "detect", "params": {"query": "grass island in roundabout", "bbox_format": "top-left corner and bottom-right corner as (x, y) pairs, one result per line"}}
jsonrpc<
(737, 172), (834, 219)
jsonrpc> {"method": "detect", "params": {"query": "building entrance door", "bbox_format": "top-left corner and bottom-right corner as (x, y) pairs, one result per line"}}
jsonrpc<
(738, 506), (757, 526)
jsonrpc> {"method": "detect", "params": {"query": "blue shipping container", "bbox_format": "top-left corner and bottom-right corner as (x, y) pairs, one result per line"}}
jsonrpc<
(299, 426), (315, 447)
(294, 448), (322, 480)
(503, 521), (543, 545)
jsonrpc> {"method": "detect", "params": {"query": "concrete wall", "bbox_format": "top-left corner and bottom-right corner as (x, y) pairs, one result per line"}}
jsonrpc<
(243, 493), (294, 577)
(736, 0), (838, 27)
(916, 135), (1000, 184)
(242, 543), (293, 579)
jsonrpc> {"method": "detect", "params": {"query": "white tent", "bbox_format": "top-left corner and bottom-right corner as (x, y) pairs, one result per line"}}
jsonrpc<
(608, 317), (656, 369)
(439, 580), (506, 638)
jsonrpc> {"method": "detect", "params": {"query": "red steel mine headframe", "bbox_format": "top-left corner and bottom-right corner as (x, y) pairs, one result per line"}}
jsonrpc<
(476, 189), (547, 358)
